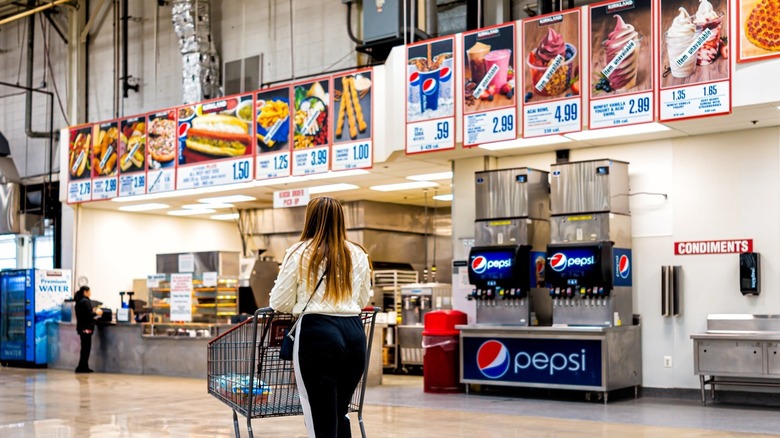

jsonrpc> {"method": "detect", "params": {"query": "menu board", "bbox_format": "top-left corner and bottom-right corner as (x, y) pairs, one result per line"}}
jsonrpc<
(738, 0), (780, 63)
(91, 121), (119, 200)
(659, 0), (732, 120)
(589, 0), (654, 129)
(66, 124), (93, 203)
(522, 11), (583, 137)
(146, 110), (177, 194)
(332, 69), (373, 171)
(462, 24), (518, 146)
(177, 93), (255, 189)
(118, 115), (147, 197)
(255, 86), (292, 179)
(292, 78), (331, 176)
(406, 36), (456, 154)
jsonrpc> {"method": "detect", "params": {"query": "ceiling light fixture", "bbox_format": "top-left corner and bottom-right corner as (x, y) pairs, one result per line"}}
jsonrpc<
(478, 135), (571, 150)
(118, 203), (170, 212)
(111, 180), (256, 203)
(432, 193), (453, 201)
(308, 183), (359, 194)
(407, 171), (453, 181)
(167, 209), (216, 216)
(198, 195), (256, 204)
(369, 181), (439, 192)
(211, 213), (240, 220)
(182, 203), (234, 209)
(564, 122), (671, 141)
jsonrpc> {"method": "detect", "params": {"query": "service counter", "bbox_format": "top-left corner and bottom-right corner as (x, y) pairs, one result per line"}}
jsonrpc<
(458, 324), (642, 401)
(48, 322), (230, 378)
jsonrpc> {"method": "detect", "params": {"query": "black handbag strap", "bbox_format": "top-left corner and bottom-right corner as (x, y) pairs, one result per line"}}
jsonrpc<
(299, 273), (326, 315)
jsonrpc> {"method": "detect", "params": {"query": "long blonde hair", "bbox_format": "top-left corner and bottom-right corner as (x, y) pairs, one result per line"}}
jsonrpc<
(299, 197), (362, 303)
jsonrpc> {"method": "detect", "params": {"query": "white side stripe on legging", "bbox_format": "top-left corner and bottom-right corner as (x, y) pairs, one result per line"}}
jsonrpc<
(293, 315), (316, 438)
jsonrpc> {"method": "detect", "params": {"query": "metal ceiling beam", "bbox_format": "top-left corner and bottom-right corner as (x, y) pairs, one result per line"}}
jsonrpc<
(0, 0), (73, 27)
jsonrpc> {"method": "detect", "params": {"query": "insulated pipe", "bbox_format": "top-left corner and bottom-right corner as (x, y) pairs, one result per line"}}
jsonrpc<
(121, 0), (138, 98)
(25, 0), (52, 139)
(425, 0), (437, 37)
(0, 0), (72, 27)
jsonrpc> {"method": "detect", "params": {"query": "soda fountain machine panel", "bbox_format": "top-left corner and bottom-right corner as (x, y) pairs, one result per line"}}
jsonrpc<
(467, 245), (538, 325)
(545, 242), (632, 327)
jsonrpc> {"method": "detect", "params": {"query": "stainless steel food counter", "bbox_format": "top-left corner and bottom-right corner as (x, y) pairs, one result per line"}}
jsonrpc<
(458, 324), (641, 402)
(691, 314), (780, 403)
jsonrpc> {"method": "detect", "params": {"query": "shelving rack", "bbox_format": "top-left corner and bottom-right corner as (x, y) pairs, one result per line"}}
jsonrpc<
(371, 270), (418, 371)
(147, 275), (238, 336)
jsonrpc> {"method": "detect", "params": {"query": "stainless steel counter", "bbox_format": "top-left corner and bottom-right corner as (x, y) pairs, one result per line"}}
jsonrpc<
(691, 314), (780, 403)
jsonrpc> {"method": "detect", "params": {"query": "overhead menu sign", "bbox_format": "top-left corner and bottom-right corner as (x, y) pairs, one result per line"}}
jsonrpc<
(462, 24), (518, 146)
(255, 86), (293, 180)
(331, 69), (373, 171)
(658, 0), (731, 121)
(406, 36), (456, 154)
(90, 121), (119, 200)
(522, 11), (583, 137)
(66, 124), (93, 203)
(292, 78), (331, 176)
(588, 0), (655, 129)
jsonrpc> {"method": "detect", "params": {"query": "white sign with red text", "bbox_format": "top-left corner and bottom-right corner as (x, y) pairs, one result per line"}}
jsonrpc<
(273, 188), (310, 209)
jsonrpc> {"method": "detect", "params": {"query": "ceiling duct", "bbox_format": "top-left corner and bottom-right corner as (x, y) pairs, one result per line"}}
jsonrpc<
(172, 0), (221, 104)
(0, 157), (42, 236)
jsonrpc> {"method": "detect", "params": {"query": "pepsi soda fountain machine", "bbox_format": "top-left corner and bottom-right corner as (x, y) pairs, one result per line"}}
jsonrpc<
(547, 159), (633, 327)
(467, 168), (552, 326)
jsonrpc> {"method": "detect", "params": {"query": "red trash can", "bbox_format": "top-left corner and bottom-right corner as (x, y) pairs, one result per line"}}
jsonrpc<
(422, 310), (468, 393)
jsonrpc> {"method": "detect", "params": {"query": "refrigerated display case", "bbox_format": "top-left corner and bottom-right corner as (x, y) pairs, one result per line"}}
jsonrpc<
(0, 269), (71, 366)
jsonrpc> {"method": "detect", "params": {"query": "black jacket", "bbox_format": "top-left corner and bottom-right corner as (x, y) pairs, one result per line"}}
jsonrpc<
(75, 296), (96, 334)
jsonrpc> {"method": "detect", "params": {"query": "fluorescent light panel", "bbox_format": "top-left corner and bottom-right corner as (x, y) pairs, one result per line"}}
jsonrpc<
(118, 203), (169, 212)
(111, 180), (256, 203)
(432, 194), (453, 201)
(211, 213), (240, 220)
(407, 171), (453, 181)
(478, 135), (571, 151)
(370, 181), (438, 192)
(564, 122), (671, 141)
(308, 183), (359, 194)
(167, 209), (216, 216)
(182, 203), (234, 209)
(198, 195), (256, 204)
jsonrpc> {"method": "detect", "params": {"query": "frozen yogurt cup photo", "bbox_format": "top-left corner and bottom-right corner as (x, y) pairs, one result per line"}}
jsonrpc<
(600, 15), (642, 91)
(692, 0), (725, 65)
(666, 7), (698, 78)
(527, 28), (578, 97)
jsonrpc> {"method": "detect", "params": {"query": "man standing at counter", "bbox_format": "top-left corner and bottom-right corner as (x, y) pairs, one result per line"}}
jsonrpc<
(74, 286), (102, 373)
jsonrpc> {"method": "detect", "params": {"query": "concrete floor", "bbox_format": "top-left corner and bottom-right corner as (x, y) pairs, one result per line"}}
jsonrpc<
(0, 367), (778, 437)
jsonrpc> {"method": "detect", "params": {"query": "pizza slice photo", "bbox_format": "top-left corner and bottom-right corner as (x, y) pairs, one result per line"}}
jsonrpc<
(745, 0), (780, 51)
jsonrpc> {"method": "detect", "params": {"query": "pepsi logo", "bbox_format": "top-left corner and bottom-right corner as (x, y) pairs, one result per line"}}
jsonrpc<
(471, 256), (488, 274)
(439, 66), (452, 82)
(409, 71), (420, 86)
(422, 78), (438, 95)
(550, 253), (567, 272)
(477, 340), (510, 379)
(618, 254), (630, 279)
(178, 122), (190, 138)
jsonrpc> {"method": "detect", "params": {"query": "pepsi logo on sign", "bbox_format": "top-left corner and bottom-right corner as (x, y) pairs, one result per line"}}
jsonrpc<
(477, 340), (510, 379)
(422, 78), (438, 96)
(439, 66), (452, 82)
(471, 256), (488, 274)
(618, 254), (630, 279)
(550, 253), (567, 272)
(409, 71), (420, 86)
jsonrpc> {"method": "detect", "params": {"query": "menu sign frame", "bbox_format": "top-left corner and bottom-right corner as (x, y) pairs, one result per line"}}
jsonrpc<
(117, 115), (147, 197)
(176, 93), (255, 189)
(588, 0), (655, 130)
(331, 68), (374, 171)
(90, 120), (120, 200)
(255, 85), (293, 180)
(658, 0), (732, 121)
(292, 77), (332, 176)
(462, 23), (518, 147)
(405, 36), (456, 154)
(66, 123), (94, 203)
(146, 109), (178, 194)
(737, 0), (780, 63)
(522, 10), (584, 137)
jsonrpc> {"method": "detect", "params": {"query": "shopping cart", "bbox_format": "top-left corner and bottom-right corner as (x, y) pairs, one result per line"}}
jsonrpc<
(208, 307), (380, 438)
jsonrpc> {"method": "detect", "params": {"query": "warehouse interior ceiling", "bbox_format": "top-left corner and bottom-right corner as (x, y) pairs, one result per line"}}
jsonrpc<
(75, 102), (780, 219)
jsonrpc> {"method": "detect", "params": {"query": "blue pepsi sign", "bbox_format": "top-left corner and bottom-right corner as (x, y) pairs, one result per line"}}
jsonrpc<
(468, 245), (531, 287)
(613, 248), (632, 287)
(545, 243), (612, 288)
(463, 336), (603, 387)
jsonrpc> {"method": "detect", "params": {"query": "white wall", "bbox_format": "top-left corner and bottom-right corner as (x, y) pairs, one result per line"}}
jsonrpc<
(74, 208), (242, 311)
(452, 126), (780, 388)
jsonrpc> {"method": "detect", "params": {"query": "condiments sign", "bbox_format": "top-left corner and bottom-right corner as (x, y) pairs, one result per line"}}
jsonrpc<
(674, 239), (752, 255)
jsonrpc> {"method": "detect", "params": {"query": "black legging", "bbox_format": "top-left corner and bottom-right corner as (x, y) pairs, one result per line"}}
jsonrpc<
(295, 314), (366, 438)
(77, 332), (92, 371)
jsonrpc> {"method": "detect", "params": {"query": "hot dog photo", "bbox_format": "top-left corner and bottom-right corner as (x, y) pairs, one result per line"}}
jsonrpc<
(177, 94), (254, 165)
